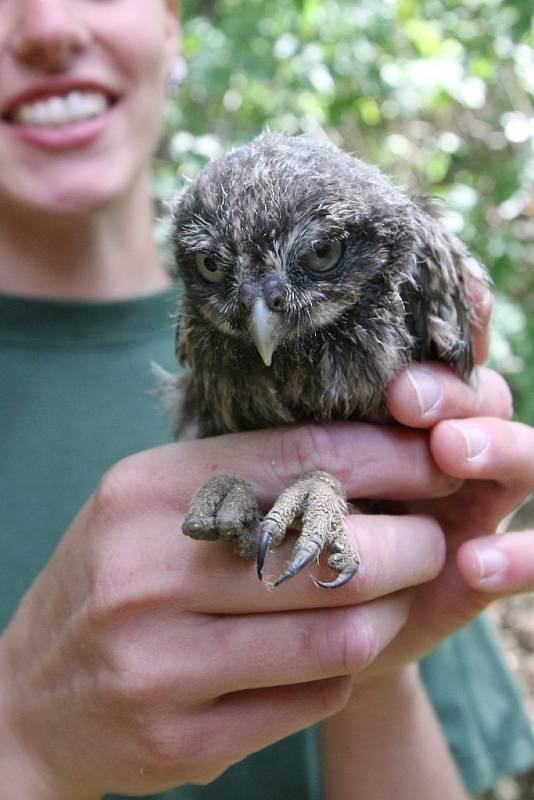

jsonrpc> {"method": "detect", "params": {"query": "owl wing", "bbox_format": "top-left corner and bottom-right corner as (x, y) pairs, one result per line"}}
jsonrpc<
(404, 198), (489, 379)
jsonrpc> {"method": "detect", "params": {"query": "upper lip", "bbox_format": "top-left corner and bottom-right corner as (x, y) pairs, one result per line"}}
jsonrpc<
(1, 77), (120, 120)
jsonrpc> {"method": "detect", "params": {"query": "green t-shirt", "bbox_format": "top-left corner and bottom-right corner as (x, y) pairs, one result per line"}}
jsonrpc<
(1, 290), (533, 798)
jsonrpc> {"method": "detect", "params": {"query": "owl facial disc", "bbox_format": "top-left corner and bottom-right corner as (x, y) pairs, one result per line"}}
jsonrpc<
(248, 297), (283, 367)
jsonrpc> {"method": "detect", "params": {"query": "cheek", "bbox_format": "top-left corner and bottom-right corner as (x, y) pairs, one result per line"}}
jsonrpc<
(101, 17), (170, 158)
(97, 4), (172, 98)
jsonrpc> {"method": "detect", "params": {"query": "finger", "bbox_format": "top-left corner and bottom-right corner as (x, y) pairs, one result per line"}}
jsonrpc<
(153, 512), (444, 615)
(100, 508), (444, 621)
(132, 422), (459, 512)
(189, 676), (353, 781)
(189, 594), (410, 696)
(387, 364), (513, 429)
(466, 273), (493, 365)
(149, 675), (352, 785)
(458, 531), (534, 594)
(431, 418), (534, 494)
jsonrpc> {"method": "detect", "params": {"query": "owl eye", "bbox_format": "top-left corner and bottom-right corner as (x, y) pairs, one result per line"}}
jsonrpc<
(196, 253), (225, 283)
(302, 240), (344, 273)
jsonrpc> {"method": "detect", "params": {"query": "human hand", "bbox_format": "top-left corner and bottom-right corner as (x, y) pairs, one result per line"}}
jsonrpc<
(0, 421), (455, 799)
(381, 360), (533, 669)
(320, 287), (530, 800)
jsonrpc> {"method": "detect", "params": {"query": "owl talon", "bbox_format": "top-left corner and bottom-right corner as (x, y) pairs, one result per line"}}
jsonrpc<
(257, 528), (273, 579)
(313, 565), (358, 590)
(256, 470), (358, 588)
(313, 548), (360, 589)
(272, 539), (321, 587)
(183, 470), (359, 589)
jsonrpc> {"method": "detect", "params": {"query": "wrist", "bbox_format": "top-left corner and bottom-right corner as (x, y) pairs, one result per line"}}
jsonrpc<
(0, 634), (100, 800)
(322, 664), (467, 800)
(340, 664), (432, 723)
(349, 663), (421, 704)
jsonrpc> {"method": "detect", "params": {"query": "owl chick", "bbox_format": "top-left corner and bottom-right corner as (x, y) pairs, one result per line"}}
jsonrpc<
(171, 132), (486, 588)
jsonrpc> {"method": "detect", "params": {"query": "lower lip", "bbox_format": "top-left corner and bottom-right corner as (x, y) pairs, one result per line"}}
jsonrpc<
(4, 104), (116, 152)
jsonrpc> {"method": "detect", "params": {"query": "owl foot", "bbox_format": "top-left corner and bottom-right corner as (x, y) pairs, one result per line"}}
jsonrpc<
(257, 470), (360, 589)
(182, 474), (261, 560)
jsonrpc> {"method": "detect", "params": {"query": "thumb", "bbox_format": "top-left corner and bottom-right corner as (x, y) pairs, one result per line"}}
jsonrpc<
(458, 531), (534, 595)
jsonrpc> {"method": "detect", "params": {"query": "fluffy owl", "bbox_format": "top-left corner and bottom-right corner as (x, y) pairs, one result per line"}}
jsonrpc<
(169, 132), (486, 588)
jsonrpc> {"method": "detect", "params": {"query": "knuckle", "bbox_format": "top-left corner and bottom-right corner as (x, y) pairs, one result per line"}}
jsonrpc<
(314, 608), (377, 675)
(102, 647), (171, 711)
(140, 714), (228, 784)
(92, 455), (153, 524)
(267, 422), (357, 491)
(136, 719), (198, 779)
(87, 623), (210, 721)
(87, 552), (171, 628)
(273, 424), (318, 479)
(331, 607), (378, 672)
(286, 423), (339, 477)
(107, 674), (157, 714)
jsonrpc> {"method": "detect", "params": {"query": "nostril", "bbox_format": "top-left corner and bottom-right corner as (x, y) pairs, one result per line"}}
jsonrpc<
(263, 276), (286, 313)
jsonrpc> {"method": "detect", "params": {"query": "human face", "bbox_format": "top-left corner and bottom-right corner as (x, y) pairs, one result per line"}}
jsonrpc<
(0, 0), (179, 216)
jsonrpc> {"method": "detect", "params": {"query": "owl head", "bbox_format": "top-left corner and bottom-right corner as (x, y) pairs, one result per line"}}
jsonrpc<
(173, 133), (479, 374)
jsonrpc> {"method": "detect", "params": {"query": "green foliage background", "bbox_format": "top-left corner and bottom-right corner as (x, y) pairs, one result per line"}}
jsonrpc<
(156, 0), (534, 422)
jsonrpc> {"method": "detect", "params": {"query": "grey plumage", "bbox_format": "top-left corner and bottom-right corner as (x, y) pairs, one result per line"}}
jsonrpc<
(170, 132), (487, 587)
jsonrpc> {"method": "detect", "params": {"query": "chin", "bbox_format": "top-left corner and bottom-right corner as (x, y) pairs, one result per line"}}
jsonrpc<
(45, 184), (124, 216)
(2, 165), (137, 218)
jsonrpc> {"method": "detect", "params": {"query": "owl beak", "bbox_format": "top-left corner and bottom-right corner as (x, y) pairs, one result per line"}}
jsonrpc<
(248, 297), (283, 367)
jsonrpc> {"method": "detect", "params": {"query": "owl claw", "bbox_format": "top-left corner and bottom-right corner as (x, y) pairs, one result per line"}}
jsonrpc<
(184, 471), (358, 589)
(272, 539), (321, 587)
(312, 565), (358, 590)
(256, 529), (273, 579)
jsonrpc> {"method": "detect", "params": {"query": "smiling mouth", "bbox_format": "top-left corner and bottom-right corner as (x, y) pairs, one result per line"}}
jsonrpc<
(5, 90), (115, 128)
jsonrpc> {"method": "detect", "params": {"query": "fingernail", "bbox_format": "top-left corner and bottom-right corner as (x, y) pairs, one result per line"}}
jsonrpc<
(474, 546), (508, 585)
(405, 367), (443, 416)
(450, 422), (490, 460)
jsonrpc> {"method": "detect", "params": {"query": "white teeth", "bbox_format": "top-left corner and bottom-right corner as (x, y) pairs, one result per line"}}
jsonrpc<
(14, 91), (109, 127)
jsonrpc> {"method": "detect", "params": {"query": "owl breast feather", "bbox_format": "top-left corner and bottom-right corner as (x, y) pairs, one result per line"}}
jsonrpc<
(180, 309), (416, 439)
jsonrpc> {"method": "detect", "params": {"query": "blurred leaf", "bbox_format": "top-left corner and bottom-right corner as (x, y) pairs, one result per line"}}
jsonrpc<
(164, 0), (534, 422)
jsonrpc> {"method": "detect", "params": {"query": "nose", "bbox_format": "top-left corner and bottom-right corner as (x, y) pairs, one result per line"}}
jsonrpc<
(262, 275), (286, 312)
(9, 0), (89, 72)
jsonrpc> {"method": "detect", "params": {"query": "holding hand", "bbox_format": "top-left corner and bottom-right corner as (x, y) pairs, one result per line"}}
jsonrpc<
(0, 421), (451, 799)
(322, 286), (534, 800)
(382, 280), (534, 666)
